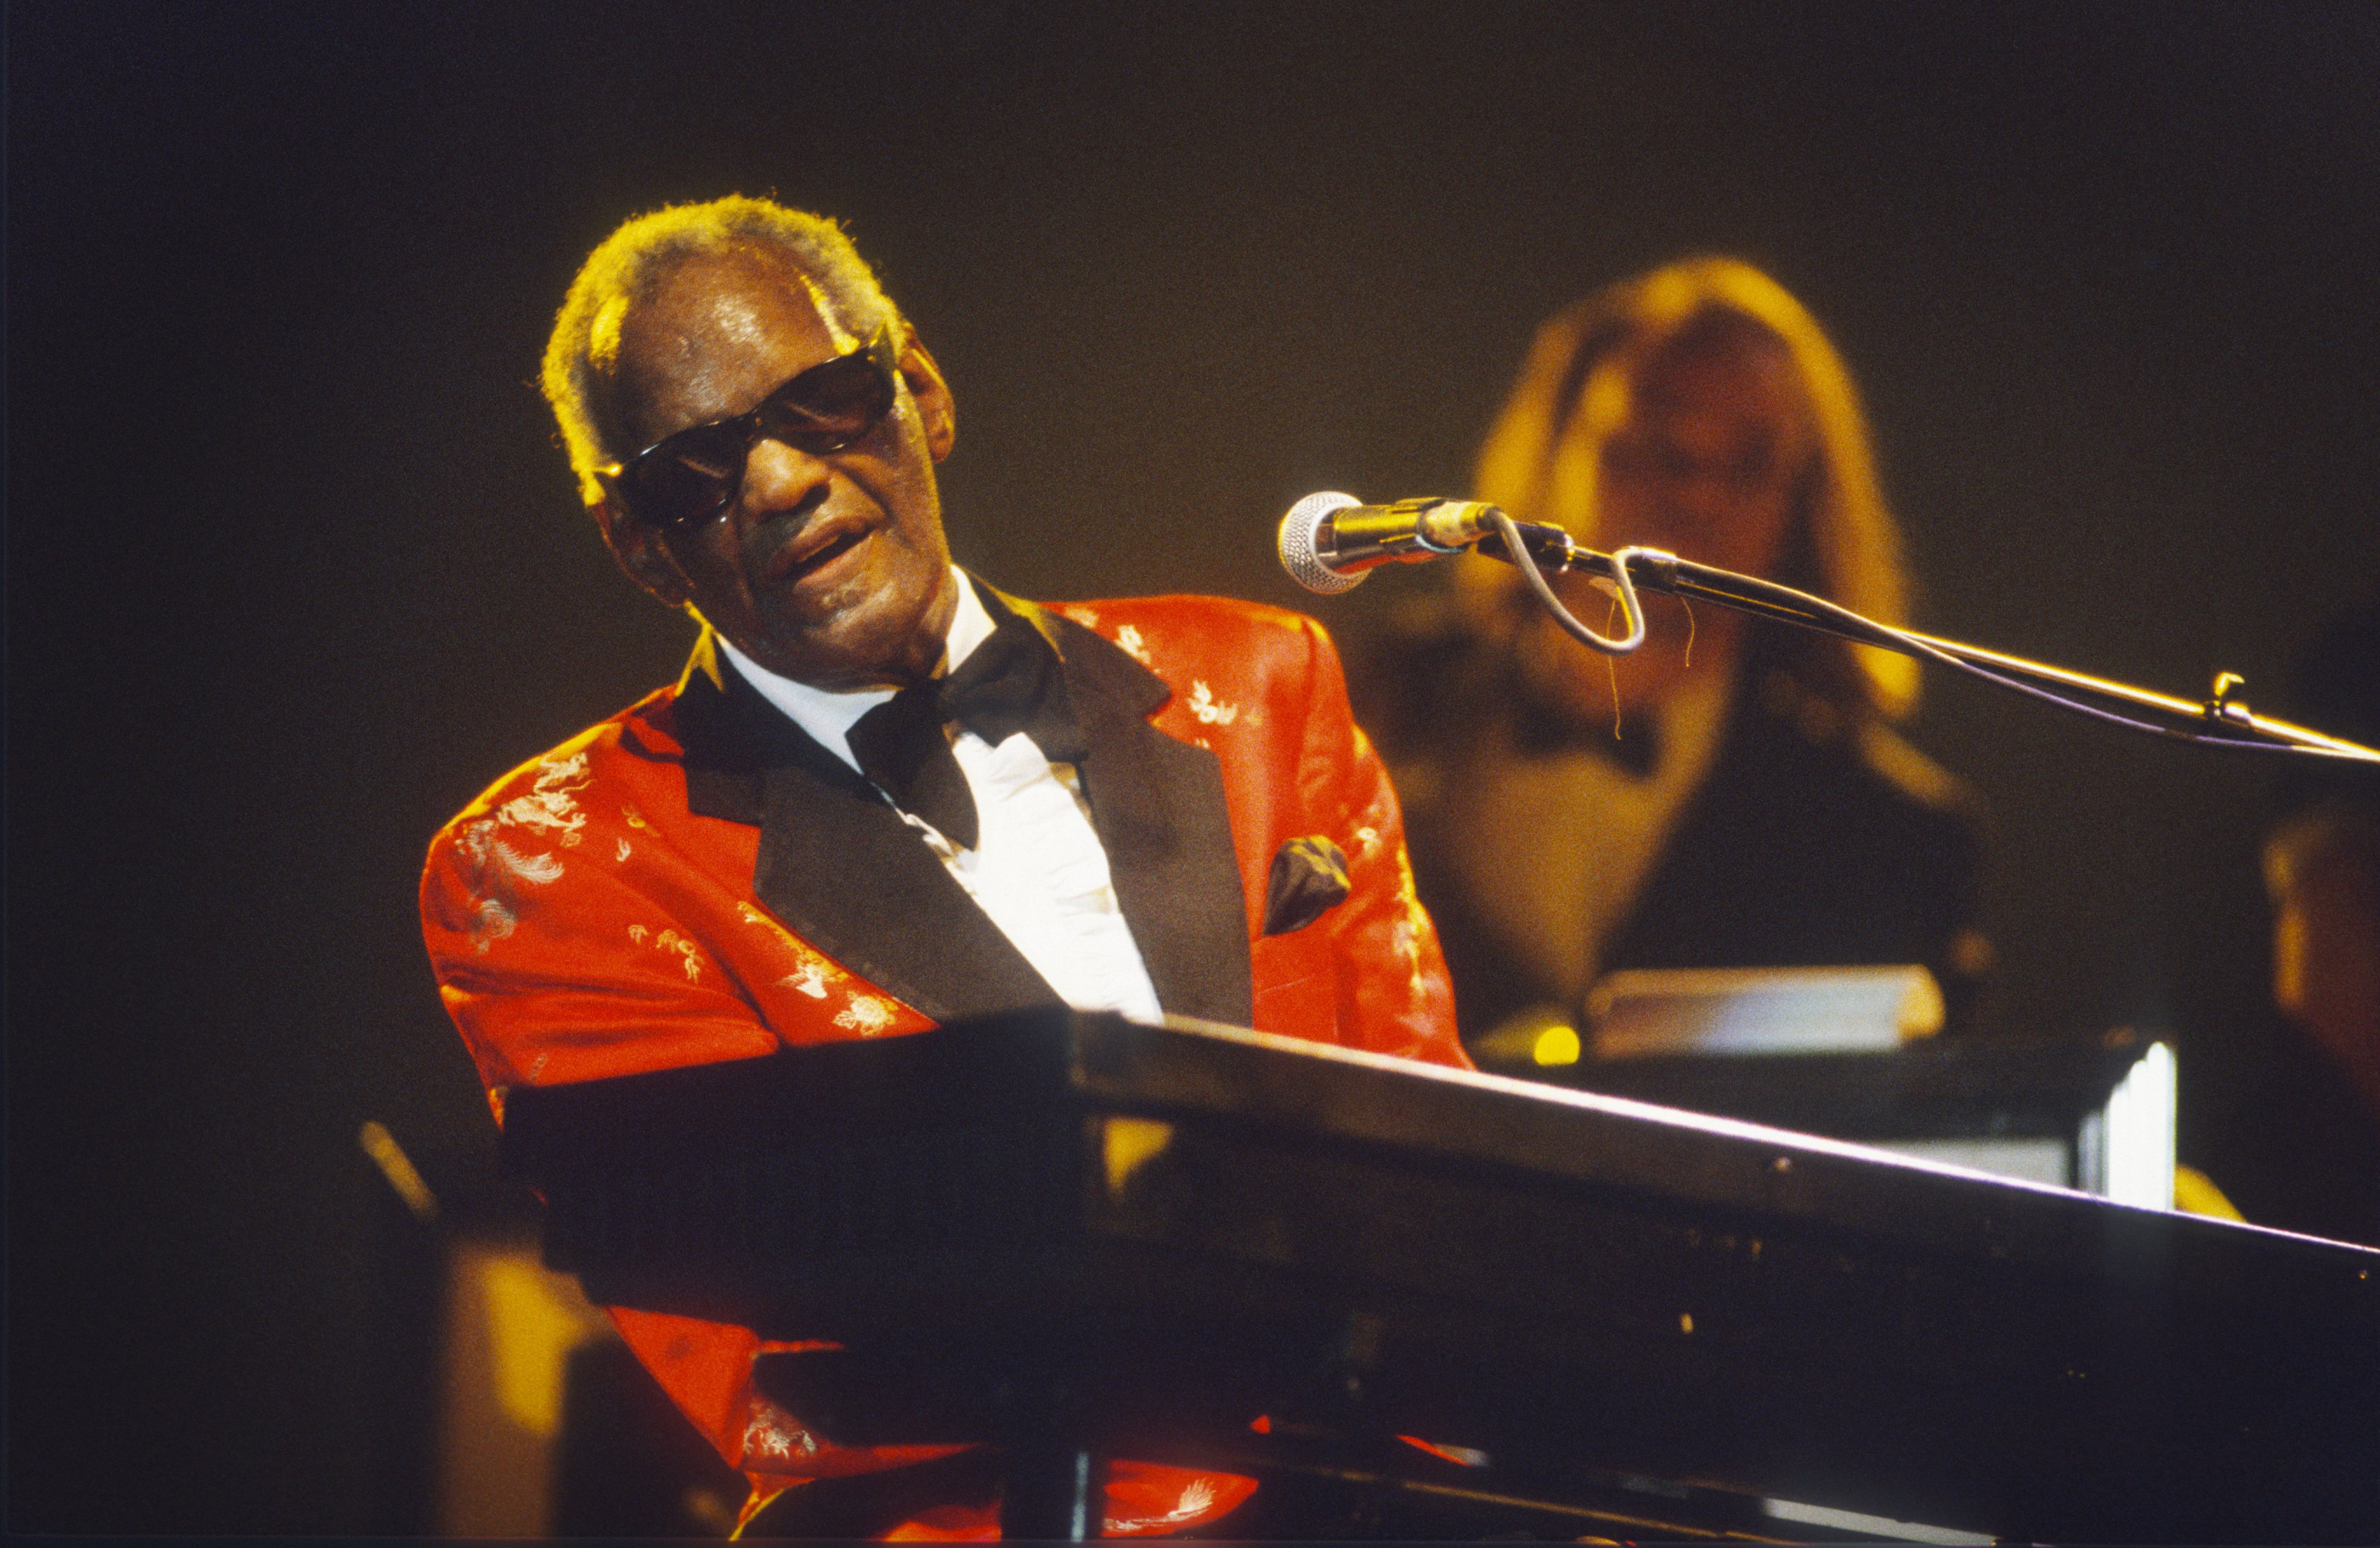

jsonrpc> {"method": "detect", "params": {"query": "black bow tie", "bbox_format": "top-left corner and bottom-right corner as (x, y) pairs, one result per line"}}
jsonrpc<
(845, 612), (1087, 850)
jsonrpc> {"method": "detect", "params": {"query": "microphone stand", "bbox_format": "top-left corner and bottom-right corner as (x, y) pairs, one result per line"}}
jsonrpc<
(1475, 513), (2380, 765)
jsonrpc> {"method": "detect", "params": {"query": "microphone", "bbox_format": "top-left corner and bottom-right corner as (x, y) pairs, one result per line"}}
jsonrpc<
(1276, 492), (1571, 593)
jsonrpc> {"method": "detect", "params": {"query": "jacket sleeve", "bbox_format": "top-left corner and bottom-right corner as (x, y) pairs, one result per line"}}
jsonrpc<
(1289, 617), (1471, 1070)
(421, 814), (783, 1100)
(418, 776), (947, 1488)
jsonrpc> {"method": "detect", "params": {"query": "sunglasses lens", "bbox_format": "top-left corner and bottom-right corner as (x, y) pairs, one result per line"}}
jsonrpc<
(624, 427), (746, 526)
(756, 353), (896, 451)
(614, 333), (896, 528)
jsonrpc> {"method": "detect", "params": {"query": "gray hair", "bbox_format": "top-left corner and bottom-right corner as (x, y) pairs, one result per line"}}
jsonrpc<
(541, 196), (897, 504)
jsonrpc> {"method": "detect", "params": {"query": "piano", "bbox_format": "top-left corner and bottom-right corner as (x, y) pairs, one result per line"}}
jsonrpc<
(505, 1010), (2380, 1543)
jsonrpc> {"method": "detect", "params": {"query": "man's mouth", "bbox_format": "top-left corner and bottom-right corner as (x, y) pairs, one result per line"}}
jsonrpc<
(765, 518), (872, 587)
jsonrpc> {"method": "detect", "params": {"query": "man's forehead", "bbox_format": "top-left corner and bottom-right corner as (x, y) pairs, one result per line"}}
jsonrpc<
(606, 252), (857, 442)
(626, 255), (850, 364)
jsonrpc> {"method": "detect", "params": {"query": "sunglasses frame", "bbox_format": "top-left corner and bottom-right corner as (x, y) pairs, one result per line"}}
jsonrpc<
(600, 320), (902, 530)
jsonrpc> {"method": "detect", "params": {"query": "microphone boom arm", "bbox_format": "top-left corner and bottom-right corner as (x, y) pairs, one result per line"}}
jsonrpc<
(1480, 509), (2380, 766)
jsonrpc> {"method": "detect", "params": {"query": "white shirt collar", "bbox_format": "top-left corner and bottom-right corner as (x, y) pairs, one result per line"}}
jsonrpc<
(714, 567), (995, 773)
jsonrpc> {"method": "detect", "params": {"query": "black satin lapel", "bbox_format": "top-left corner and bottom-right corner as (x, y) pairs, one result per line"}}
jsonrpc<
(751, 761), (1061, 1025)
(672, 632), (1060, 1023)
(673, 635), (779, 825)
(1033, 605), (1255, 1028)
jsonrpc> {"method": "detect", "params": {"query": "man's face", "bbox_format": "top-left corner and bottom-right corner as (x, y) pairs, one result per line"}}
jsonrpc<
(595, 250), (959, 690)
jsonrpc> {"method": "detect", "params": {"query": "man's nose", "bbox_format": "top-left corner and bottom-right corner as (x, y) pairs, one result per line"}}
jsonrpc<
(737, 435), (834, 518)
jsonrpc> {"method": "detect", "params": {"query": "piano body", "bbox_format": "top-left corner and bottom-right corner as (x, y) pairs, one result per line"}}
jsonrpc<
(505, 1011), (2380, 1543)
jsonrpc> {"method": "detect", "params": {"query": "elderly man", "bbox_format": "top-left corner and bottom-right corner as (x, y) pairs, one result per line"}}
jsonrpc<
(420, 197), (1466, 1536)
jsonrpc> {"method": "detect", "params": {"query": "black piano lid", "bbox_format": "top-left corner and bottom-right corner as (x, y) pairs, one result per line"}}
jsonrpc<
(1166, 1014), (2361, 1228)
(504, 1010), (2380, 1543)
(1125, 1013), (2379, 1277)
(503, 1008), (2378, 1302)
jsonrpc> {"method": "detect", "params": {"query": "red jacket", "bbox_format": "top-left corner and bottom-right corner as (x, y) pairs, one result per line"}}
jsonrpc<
(422, 588), (1467, 1533)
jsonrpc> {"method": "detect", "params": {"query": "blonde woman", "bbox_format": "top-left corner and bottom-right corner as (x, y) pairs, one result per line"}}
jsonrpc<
(1365, 258), (1989, 1048)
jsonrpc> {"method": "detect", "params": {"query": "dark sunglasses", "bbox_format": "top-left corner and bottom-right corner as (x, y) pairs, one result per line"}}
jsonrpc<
(602, 321), (900, 529)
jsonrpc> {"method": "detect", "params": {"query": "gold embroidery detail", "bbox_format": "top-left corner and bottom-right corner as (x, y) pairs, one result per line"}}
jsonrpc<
(1187, 681), (1239, 725)
(738, 904), (852, 1001)
(1393, 850), (1430, 995)
(456, 818), (564, 953)
(622, 926), (702, 980)
(1106, 1474), (1218, 1533)
(833, 995), (898, 1035)
(495, 751), (591, 847)
(740, 1402), (821, 1465)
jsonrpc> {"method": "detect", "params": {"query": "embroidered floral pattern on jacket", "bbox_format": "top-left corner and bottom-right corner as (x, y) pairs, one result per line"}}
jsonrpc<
(833, 994), (898, 1035)
(1391, 849), (1431, 995)
(456, 818), (566, 952)
(653, 928), (703, 981)
(1114, 624), (1153, 665)
(495, 750), (592, 847)
(1187, 681), (1239, 725)
(1107, 1475), (1219, 1534)
(739, 1400), (823, 1470)
(736, 903), (854, 1003)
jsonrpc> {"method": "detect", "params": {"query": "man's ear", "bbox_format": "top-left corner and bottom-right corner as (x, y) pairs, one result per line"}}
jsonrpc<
(897, 325), (957, 463)
(594, 495), (691, 608)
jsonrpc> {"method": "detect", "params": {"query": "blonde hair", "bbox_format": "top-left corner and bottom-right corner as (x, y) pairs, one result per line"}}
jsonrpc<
(1474, 256), (1918, 719)
(541, 196), (896, 506)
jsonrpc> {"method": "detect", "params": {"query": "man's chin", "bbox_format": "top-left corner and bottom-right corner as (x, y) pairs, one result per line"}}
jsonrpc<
(740, 578), (952, 689)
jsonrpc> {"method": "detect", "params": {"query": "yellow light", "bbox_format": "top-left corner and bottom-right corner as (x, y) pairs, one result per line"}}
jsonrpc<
(2173, 1165), (2245, 1222)
(1532, 1025), (1582, 1066)
(1102, 1117), (1174, 1194)
(358, 1119), (439, 1222)
(481, 1255), (601, 1437)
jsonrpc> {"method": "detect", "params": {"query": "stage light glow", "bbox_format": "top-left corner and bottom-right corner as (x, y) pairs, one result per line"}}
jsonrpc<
(1103, 1116), (1174, 1193)
(1533, 1024), (1583, 1066)
(358, 1119), (439, 1222)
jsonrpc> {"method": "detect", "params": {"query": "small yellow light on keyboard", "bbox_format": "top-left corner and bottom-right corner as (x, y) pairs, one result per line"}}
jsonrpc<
(1532, 1025), (1581, 1066)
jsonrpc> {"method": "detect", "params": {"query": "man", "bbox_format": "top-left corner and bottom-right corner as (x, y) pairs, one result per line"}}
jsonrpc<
(420, 196), (1467, 1536)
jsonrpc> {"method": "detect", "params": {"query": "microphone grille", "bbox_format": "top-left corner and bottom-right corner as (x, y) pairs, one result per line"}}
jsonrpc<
(1278, 491), (1365, 594)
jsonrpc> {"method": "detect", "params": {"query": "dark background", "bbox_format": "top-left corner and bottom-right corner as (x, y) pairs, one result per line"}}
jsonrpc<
(9, 0), (2378, 1532)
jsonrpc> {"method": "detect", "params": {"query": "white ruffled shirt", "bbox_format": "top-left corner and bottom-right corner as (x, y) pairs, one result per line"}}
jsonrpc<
(716, 572), (1165, 1024)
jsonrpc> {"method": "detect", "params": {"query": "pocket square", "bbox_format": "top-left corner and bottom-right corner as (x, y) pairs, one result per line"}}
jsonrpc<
(1263, 835), (1351, 937)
